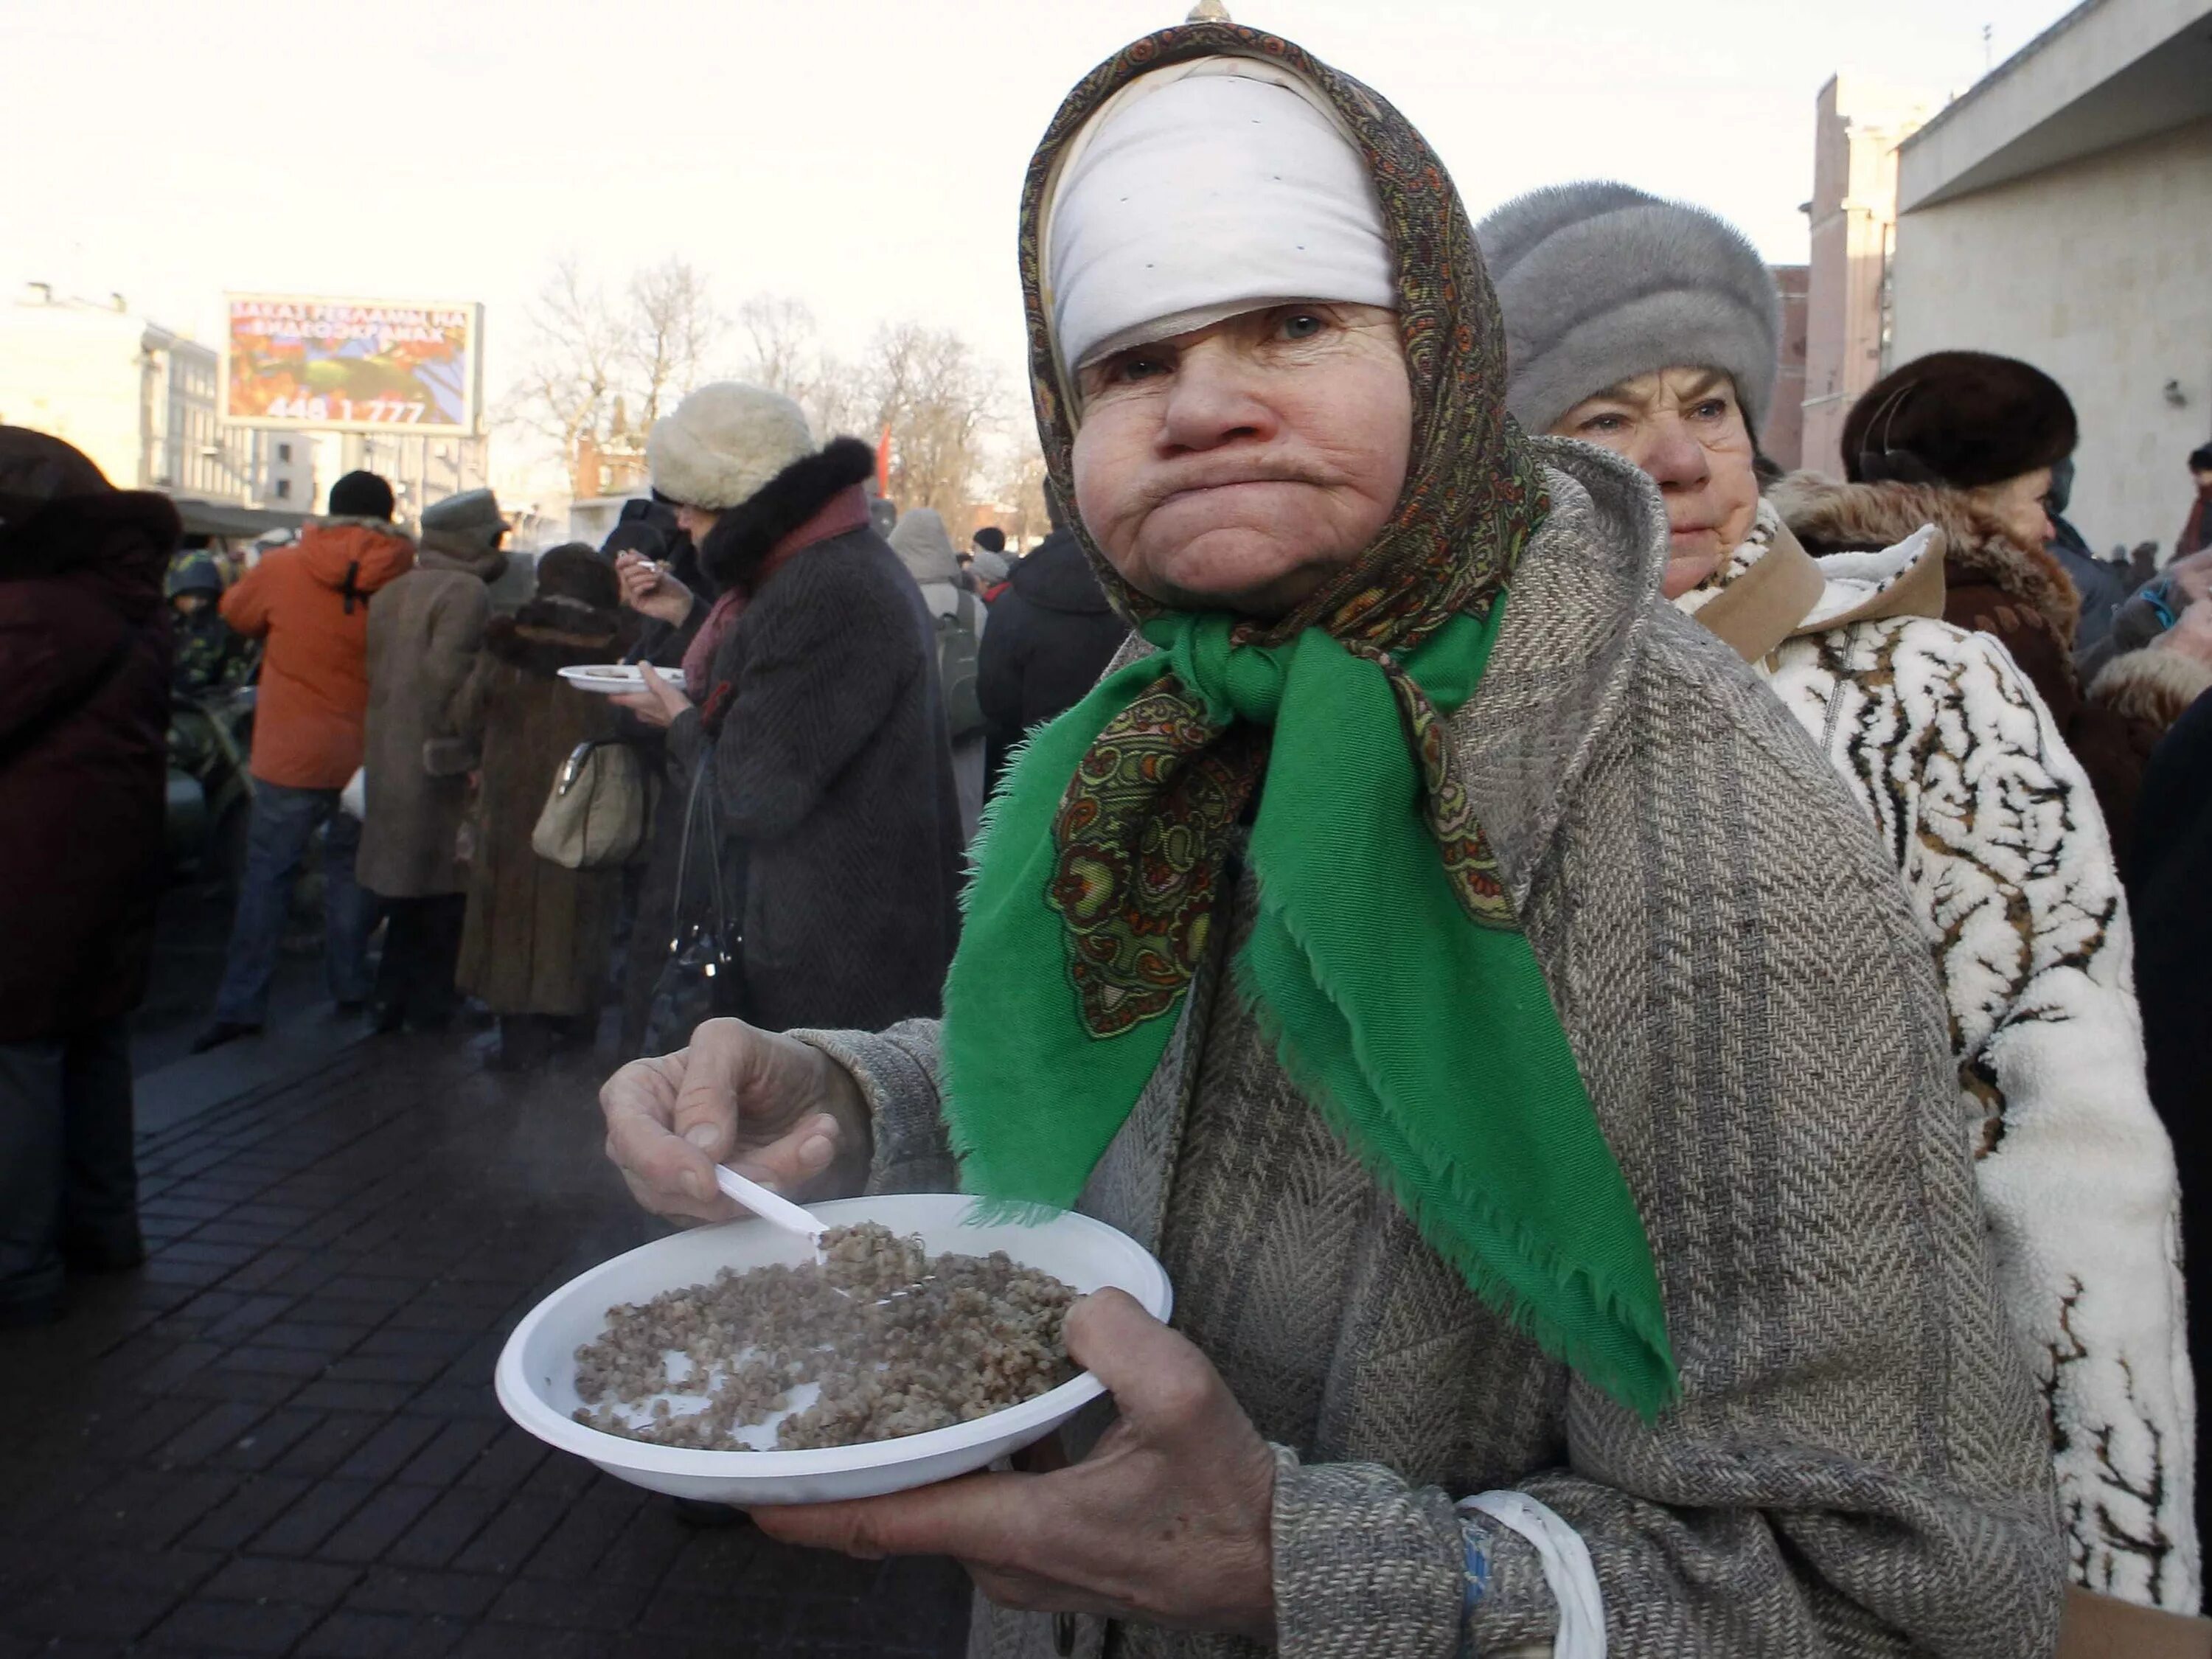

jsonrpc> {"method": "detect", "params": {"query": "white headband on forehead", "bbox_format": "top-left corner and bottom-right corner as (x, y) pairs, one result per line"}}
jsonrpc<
(1044, 58), (1396, 378)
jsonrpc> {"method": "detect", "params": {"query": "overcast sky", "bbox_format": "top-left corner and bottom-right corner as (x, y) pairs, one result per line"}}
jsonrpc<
(2, 0), (2070, 488)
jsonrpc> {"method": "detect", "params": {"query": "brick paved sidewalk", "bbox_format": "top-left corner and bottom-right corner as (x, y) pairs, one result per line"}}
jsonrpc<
(0, 1034), (970, 1658)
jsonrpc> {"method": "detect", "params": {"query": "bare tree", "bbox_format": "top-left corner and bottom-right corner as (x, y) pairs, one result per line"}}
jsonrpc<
(626, 258), (722, 429)
(731, 296), (875, 444)
(504, 254), (625, 457)
(992, 439), (1053, 552)
(868, 322), (1004, 521)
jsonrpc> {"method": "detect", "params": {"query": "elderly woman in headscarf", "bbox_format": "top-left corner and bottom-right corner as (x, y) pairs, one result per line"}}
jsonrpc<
(597, 24), (2060, 1657)
(1478, 184), (2197, 1628)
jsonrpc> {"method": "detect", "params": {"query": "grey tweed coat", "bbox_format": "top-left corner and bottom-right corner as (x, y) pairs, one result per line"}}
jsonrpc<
(801, 441), (2064, 1659)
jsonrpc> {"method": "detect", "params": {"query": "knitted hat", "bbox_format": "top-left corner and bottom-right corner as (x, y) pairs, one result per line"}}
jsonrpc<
(1475, 182), (1781, 437)
(533, 541), (620, 609)
(327, 470), (394, 521)
(973, 526), (1007, 554)
(970, 549), (1011, 584)
(420, 487), (505, 546)
(647, 383), (815, 511)
(1842, 351), (2077, 489)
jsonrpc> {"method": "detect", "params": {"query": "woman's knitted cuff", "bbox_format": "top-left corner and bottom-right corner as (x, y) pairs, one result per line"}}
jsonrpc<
(785, 1020), (952, 1194)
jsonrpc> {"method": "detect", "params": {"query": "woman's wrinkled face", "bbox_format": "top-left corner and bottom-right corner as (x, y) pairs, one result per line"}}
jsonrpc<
(1969, 467), (2054, 550)
(1069, 303), (1412, 617)
(1550, 368), (1761, 599)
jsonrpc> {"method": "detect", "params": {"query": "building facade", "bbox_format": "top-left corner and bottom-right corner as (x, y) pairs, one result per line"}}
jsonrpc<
(1888, 0), (2212, 554)
(0, 286), (312, 509)
(1765, 264), (1811, 471)
(1798, 78), (1940, 478)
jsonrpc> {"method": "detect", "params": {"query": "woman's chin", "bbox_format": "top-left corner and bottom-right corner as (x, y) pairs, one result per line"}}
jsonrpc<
(1135, 533), (1346, 616)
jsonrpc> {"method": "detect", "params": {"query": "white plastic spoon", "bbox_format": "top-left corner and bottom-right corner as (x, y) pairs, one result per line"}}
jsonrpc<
(712, 1164), (826, 1246)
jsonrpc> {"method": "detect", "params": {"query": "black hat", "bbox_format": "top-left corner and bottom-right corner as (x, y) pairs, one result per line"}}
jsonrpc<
(328, 470), (395, 521)
(2189, 443), (2212, 473)
(1842, 352), (2076, 490)
(534, 542), (619, 609)
(972, 526), (1006, 554)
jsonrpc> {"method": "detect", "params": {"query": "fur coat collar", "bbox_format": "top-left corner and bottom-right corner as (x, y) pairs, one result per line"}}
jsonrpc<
(1768, 471), (2079, 645)
(483, 597), (624, 678)
(698, 437), (878, 594)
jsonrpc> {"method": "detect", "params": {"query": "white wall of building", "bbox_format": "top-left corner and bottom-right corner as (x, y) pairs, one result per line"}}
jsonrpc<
(0, 301), (153, 488)
(1891, 114), (2212, 554)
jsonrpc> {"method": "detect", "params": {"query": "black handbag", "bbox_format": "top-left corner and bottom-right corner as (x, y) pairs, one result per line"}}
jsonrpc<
(642, 754), (746, 1053)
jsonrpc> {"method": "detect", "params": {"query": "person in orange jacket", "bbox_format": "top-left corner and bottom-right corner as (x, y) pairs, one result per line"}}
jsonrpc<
(193, 471), (414, 1052)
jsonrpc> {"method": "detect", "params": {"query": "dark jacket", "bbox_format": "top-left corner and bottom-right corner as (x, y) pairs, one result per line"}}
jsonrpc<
(2049, 516), (2128, 651)
(666, 489), (963, 1035)
(2126, 685), (2212, 1554)
(2179, 484), (2212, 559)
(0, 488), (178, 1041)
(975, 528), (1129, 789)
(1773, 472), (2157, 858)
(452, 599), (626, 1017)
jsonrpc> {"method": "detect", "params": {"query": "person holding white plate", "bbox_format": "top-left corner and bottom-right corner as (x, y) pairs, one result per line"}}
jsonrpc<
(597, 22), (2062, 1659)
(608, 384), (964, 1043)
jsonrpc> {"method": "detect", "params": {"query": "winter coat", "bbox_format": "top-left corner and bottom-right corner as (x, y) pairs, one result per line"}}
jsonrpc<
(1773, 473), (2158, 857)
(667, 522), (963, 1035)
(975, 526), (1130, 789)
(0, 489), (176, 1042)
(451, 599), (625, 1017)
(219, 516), (414, 788)
(1682, 501), (2196, 1610)
(2180, 485), (2212, 559)
(2128, 687), (2212, 1558)
(807, 443), (2064, 1659)
(888, 507), (988, 841)
(2049, 517), (2129, 650)
(356, 536), (501, 897)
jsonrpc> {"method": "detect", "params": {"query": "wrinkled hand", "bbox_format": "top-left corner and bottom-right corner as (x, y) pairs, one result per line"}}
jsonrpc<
(754, 1290), (1279, 1643)
(2152, 595), (2212, 670)
(599, 1018), (870, 1225)
(610, 662), (692, 728)
(615, 551), (696, 626)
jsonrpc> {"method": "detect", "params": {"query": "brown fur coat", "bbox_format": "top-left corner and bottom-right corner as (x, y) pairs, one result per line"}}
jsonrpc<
(1771, 473), (2155, 856)
(451, 599), (630, 1016)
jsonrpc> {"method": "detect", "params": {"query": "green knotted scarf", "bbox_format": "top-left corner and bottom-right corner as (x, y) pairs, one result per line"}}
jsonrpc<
(942, 20), (1678, 1419)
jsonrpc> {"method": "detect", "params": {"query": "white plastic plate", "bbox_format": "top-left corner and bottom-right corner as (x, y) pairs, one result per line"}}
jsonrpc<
(494, 1193), (1171, 1506)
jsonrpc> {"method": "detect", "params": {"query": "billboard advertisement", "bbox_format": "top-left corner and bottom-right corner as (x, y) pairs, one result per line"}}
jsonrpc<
(223, 294), (482, 434)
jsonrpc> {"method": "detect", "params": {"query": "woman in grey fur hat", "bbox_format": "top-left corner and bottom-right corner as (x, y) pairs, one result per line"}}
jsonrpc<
(1479, 182), (2202, 1633)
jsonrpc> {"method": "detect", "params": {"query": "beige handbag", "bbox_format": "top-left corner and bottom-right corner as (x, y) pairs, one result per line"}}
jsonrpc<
(532, 740), (652, 869)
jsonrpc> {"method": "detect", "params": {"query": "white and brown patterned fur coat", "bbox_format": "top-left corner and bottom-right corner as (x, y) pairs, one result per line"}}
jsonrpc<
(1682, 501), (2198, 1611)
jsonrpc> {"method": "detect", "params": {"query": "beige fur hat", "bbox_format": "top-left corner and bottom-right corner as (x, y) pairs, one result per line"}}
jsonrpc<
(647, 383), (815, 511)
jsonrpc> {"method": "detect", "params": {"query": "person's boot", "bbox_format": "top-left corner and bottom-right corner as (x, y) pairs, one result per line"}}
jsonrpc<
(189, 1020), (261, 1054)
(488, 1016), (552, 1072)
(61, 1225), (145, 1273)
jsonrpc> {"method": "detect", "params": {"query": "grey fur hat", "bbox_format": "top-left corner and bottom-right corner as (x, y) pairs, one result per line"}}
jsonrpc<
(1475, 182), (1781, 438)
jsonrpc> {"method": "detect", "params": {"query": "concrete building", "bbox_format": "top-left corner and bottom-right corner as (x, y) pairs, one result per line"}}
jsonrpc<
(1765, 264), (1811, 470)
(1799, 79), (1941, 477)
(1888, 0), (2212, 553)
(0, 285), (311, 509)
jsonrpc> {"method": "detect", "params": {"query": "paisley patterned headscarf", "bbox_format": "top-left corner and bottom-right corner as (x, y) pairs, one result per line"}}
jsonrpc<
(941, 21), (1677, 1418)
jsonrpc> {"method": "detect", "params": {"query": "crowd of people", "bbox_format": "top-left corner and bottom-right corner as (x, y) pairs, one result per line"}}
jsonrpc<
(7, 13), (2212, 1655)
